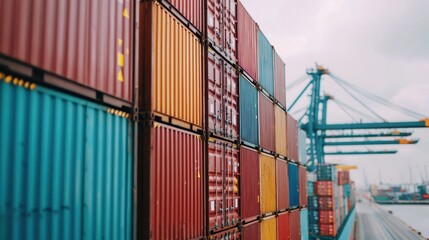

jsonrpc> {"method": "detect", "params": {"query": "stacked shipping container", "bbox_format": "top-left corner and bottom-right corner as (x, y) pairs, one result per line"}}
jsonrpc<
(0, 0), (309, 239)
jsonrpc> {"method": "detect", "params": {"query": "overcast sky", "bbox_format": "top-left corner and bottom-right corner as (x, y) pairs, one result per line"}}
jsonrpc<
(241, 0), (429, 187)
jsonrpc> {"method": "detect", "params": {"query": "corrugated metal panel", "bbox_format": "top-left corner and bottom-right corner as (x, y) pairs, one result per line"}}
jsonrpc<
(276, 159), (289, 211)
(242, 221), (260, 240)
(289, 209), (301, 240)
(0, 0), (134, 102)
(139, 2), (203, 127)
(287, 114), (298, 161)
(261, 217), (277, 240)
(150, 123), (203, 239)
(165, 0), (202, 31)
(209, 227), (241, 239)
(275, 105), (287, 157)
(239, 75), (258, 146)
(273, 50), (286, 108)
(0, 81), (133, 240)
(237, 1), (258, 81)
(300, 208), (309, 240)
(257, 29), (274, 96)
(298, 129), (307, 164)
(260, 154), (276, 214)
(208, 138), (240, 232)
(224, 58), (239, 139)
(240, 147), (260, 221)
(288, 162), (299, 208)
(223, 0), (237, 60)
(299, 166), (308, 207)
(259, 93), (275, 152)
(278, 212), (290, 240)
(208, 48), (224, 135)
(207, 0), (223, 49)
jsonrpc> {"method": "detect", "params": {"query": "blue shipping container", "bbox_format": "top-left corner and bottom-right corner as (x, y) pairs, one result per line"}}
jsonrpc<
(288, 162), (299, 208)
(317, 164), (337, 181)
(300, 208), (309, 240)
(308, 182), (315, 196)
(257, 30), (274, 96)
(239, 75), (259, 146)
(0, 80), (133, 240)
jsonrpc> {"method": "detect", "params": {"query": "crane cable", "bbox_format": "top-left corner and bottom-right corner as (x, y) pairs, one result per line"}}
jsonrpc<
(331, 77), (387, 122)
(333, 98), (381, 122)
(286, 75), (309, 90)
(332, 100), (359, 122)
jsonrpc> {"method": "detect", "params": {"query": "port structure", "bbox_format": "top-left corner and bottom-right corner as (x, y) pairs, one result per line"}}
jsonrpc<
(289, 65), (429, 171)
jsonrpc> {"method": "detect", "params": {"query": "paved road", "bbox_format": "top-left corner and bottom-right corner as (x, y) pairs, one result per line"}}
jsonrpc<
(357, 198), (425, 240)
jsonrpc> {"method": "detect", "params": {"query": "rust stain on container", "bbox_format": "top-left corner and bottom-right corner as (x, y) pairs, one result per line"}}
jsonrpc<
(260, 154), (276, 214)
(139, 2), (203, 127)
(0, 0), (134, 102)
(259, 93), (275, 152)
(140, 123), (203, 239)
(275, 105), (287, 157)
(240, 147), (260, 222)
(237, 1), (258, 81)
(276, 159), (289, 211)
(261, 216), (277, 240)
(208, 138), (240, 232)
(166, 0), (202, 31)
(287, 113), (299, 161)
(274, 51), (286, 108)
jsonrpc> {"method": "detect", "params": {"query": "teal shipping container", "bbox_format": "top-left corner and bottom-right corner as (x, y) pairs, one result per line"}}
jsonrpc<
(239, 75), (259, 146)
(300, 208), (309, 240)
(288, 162), (299, 208)
(0, 79), (133, 240)
(257, 29), (274, 96)
(298, 129), (307, 164)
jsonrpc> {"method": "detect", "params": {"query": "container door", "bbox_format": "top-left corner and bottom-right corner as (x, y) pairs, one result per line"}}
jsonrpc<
(224, 61), (239, 140)
(208, 49), (224, 136)
(224, 142), (240, 227)
(208, 140), (225, 231)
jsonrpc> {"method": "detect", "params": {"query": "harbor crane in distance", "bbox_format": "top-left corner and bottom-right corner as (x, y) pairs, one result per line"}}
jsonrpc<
(288, 65), (429, 171)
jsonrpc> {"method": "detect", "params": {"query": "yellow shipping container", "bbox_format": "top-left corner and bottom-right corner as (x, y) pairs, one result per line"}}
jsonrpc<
(260, 154), (276, 214)
(275, 105), (287, 157)
(261, 216), (277, 240)
(139, 2), (203, 127)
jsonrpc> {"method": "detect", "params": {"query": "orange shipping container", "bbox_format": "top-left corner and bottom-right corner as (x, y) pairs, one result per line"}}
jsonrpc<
(139, 2), (203, 127)
(275, 105), (287, 157)
(260, 154), (276, 214)
(261, 216), (277, 240)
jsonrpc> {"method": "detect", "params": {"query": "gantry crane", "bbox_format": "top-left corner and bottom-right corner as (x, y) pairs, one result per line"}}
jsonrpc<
(288, 65), (429, 171)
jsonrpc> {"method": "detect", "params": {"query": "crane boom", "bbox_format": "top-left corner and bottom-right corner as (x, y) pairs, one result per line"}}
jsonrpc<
(324, 131), (412, 138)
(325, 150), (398, 155)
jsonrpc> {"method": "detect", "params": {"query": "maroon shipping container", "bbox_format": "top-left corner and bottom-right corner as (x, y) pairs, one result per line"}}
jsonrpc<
(208, 138), (240, 232)
(240, 147), (261, 222)
(287, 114), (299, 161)
(299, 166), (308, 207)
(137, 123), (203, 239)
(208, 48), (239, 140)
(274, 50), (286, 108)
(289, 209), (301, 240)
(164, 0), (202, 33)
(319, 210), (336, 224)
(316, 181), (335, 196)
(207, 0), (237, 60)
(318, 196), (336, 210)
(338, 171), (350, 185)
(276, 159), (289, 211)
(242, 221), (261, 240)
(320, 224), (337, 236)
(237, 1), (258, 81)
(209, 227), (241, 239)
(259, 93), (275, 153)
(0, 0), (134, 104)
(278, 212), (290, 240)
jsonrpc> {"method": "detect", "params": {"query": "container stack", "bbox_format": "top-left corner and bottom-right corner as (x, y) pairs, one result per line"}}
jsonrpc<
(0, 0), (307, 239)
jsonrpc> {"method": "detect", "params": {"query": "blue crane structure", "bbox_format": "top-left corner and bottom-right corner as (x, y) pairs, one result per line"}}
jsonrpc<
(288, 65), (429, 171)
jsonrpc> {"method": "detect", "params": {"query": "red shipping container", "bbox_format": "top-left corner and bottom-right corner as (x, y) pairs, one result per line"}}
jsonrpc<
(286, 114), (299, 161)
(137, 123), (203, 239)
(259, 93), (275, 152)
(316, 181), (335, 196)
(240, 147), (260, 222)
(0, 0), (134, 104)
(208, 48), (239, 140)
(319, 210), (336, 224)
(319, 224), (337, 237)
(237, 1), (258, 81)
(223, 0), (238, 60)
(208, 138), (240, 232)
(338, 171), (350, 185)
(164, 0), (202, 32)
(273, 50), (286, 108)
(289, 209), (301, 240)
(318, 196), (336, 210)
(242, 221), (260, 240)
(209, 227), (241, 239)
(277, 160), (289, 211)
(299, 166), (308, 207)
(278, 212), (290, 240)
